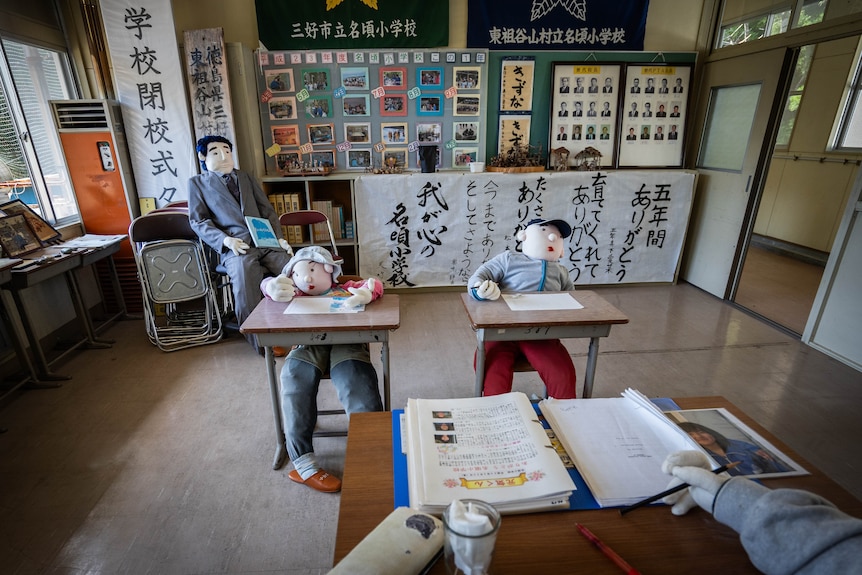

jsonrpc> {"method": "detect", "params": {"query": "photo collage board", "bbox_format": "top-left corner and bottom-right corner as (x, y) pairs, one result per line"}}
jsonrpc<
(549, 62), (693, 169)
(257, 49), (488, 174)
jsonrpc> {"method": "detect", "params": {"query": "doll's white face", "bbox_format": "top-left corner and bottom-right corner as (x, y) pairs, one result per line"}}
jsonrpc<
(520, 223), (565, 261)
(290, 259), (334, 295)
(201, 142), (234, 175)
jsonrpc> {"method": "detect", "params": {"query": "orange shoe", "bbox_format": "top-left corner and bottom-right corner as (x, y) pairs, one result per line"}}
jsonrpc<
(288, 469), (342, 493)
(272, 346), (288, 357)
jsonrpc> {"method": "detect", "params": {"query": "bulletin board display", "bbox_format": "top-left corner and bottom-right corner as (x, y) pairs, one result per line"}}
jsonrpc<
(256, 49), (489, 175)
(617, 63), (693, 168)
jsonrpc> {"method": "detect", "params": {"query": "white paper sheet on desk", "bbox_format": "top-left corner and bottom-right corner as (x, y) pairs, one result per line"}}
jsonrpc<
(283, 297), (365, 314)
(502, 293), (583, 311)
(60, 234), (126, 248)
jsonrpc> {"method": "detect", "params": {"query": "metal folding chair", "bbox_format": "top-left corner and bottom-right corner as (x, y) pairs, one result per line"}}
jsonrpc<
(128, 212), (223, 352)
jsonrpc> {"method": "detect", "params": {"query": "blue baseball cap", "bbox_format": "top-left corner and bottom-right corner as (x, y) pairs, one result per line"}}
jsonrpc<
(526, 218), (572, 239)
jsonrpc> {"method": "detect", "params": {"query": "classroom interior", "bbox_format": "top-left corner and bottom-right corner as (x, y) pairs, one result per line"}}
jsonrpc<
(2, 0), (862, 573)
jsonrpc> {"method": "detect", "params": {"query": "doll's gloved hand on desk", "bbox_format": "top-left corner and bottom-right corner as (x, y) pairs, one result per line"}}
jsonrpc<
(265, 274), (296, 302)
(223, 236), (249, 256)
(661, 450), (729, 515)
(472, 279), (501, 301)
(344, 277), (378, 307)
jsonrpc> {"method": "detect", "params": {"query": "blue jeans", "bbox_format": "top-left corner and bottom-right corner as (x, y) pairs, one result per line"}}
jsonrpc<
(280, 344), (383, 460)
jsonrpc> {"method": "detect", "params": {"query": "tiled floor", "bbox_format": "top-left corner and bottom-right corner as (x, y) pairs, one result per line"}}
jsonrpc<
(1, 283), (860, 574)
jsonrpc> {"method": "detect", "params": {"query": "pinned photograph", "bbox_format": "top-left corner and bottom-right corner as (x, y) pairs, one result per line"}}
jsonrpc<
(268, 96), (297, 120)
(344, 122), (371, 144)
(265, 69), (293, 92)
(340, 67), (369, 90)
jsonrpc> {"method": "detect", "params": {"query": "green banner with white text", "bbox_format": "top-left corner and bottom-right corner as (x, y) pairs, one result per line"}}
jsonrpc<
(255, 0), (449, 50)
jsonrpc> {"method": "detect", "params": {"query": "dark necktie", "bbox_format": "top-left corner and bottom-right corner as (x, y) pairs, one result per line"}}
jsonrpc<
(223, 172), (240, 202)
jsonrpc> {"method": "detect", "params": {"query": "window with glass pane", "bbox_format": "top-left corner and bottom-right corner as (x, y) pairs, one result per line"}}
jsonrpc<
(833, 39), (862, 150)
(0, 38), (78, 224)
(794, 0), (827, 28)
(776, 45), (815, 148)
(698, 84), (762, 171)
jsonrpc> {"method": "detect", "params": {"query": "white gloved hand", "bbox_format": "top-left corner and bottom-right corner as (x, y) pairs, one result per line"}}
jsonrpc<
(661, 450), (729, 516)
(223, 236), (249, 256)
(344, 278), (377, 307)
(265, 274), (296, 302)
(473, 279), (501, 301)
(278, 238), (293, 255)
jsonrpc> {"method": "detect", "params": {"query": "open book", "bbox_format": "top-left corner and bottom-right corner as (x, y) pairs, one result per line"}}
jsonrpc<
(244, 216), (281, 248)
(538, 389), (807, 507)
(404, 392), (575, 515)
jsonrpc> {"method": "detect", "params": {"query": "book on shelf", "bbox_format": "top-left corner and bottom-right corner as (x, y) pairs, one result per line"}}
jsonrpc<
(537, 388), (808, 507)
(404, 392), (576, 515)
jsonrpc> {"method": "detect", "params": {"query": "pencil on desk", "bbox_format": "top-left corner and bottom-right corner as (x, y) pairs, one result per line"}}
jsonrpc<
(618, 461), (741, 516)
(576, 523), (641, 575)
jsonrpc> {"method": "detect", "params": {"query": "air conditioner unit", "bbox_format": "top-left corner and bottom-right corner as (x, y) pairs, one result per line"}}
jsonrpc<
(50, 99), (142, 312)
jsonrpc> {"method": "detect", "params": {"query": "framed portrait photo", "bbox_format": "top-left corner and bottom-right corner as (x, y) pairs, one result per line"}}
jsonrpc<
(0, 199), (61, 244)
(618, 63), (692, 168)
(345, 148), (372, 170)
(344, 122), (371, 144)
(0, 213), (42, 257)
(309, 149), (336, 169)
(268, 96), (297, 121)
(380, 93), (407, 116)
(417, 94), (443, 116)
(453, 66), (481, 90)
(380, 67), (406, 89)
(381, 122), (408, 145)
(265, 69), (294, 92)
(340, 66), (369, 90)
(417, 67), (443, 89)
(342, 94), (370, 117)
(550, 62), (623, 169)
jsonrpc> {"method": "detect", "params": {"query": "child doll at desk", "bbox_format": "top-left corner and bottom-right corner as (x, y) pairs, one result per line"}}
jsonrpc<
(259, 246), (383, 493)
(467, 217), (578, 399)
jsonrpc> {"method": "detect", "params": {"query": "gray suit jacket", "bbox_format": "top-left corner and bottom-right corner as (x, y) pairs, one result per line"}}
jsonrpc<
(188, 169), (283, 256)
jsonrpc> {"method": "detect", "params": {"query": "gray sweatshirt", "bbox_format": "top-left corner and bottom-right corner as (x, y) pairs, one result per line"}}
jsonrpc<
(713, 477), (862, 574)
(468, 251), (573, 299)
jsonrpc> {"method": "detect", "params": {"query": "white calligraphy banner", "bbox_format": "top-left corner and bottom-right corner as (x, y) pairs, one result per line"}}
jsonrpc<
(102, 0), (197, 207)
(355, 171), (695, 288)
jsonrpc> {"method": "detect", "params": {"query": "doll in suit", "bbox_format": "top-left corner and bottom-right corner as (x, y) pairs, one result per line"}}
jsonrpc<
(188, 135), (293, 351)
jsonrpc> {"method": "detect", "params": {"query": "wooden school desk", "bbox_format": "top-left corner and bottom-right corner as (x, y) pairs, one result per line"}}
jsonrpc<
(333, 396), (862, 575)
(240, 295), (400, 470)
(460, 291), (629, 398)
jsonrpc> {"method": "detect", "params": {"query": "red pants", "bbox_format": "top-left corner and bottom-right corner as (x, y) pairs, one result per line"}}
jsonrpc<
(475, 339), (577, 399)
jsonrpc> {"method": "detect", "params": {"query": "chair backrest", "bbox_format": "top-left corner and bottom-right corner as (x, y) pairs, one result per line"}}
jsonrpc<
(279, 210), (344, 263)
(129, 212), (197, 244)
(139, 239), (210, 303)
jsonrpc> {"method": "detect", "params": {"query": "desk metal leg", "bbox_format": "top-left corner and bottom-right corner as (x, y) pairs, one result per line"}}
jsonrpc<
(66, 270), (112, 348)
(474, 329), (486, 397)
(0, 292), (59, 391)
(265, 346), (288, 470)
(582, 337), (600, 399)
(381, 340), (391, 411)
(7, 288), (71, 381)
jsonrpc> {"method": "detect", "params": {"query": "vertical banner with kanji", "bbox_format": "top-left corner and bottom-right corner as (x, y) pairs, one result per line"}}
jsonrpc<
(183, 28), (238, 165)
(500, 57), (535, 112)
(102, 0), (197, 206)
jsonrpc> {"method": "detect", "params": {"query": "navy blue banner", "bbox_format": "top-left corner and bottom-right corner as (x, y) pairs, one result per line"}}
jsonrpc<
(467, 0), (648, 51)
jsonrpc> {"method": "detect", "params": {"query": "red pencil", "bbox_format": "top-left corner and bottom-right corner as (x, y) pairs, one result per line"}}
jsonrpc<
(576, 523), (642, 575)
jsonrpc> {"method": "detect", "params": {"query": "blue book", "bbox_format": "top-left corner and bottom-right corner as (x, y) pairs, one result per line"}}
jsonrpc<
(244, 216), (281, 248)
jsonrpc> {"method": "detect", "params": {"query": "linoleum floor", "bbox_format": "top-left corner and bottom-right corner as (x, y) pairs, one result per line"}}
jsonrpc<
(1, 282), (860, 574)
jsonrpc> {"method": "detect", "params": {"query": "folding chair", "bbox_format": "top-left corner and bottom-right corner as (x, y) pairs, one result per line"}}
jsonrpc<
(129, 212), (223, 352)
(279, 210), (345, 265)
